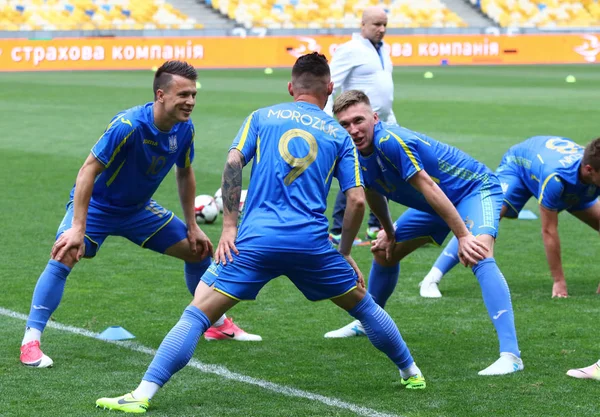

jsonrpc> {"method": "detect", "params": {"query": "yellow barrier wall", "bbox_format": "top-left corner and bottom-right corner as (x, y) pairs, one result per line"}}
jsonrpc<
(0, 33), (599, 71)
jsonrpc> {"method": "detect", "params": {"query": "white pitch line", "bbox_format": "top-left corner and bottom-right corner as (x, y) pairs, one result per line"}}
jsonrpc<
(2, 307), (402, 417)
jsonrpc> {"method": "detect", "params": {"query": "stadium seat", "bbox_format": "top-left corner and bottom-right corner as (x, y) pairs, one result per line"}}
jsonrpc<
(473, 0), (600, 27)
(0, 0), (202, 31)
(209, 0), (466, 29)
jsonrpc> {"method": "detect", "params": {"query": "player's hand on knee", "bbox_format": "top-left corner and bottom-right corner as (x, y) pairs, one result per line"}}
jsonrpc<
(552, 280), (568, 298)
(215, 226), (239, 265)
(370, 231), (395, 262)
(342, 254), (364, 288)
(457, 234), (488, 267)
(188, 225), (213, 258)
(52, 228), (85, 263)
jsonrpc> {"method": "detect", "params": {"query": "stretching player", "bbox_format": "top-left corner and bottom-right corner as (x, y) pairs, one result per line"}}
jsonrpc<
(96, 52), (425, 414)
(325, 90), (523, 376)
(421, 137), (600, 298)
(20, 61), (260, 369)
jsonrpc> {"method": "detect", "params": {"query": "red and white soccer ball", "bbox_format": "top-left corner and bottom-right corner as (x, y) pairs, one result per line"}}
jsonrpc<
(214, 188), (223, 213)
(194, 195), (219, 224)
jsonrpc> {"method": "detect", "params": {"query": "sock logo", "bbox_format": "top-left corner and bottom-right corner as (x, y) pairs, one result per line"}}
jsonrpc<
(32, 305), (51, 311)
(493, 310), (508, 320)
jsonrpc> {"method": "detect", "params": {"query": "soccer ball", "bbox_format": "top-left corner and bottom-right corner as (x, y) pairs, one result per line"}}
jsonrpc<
(239, 189), (248, 212)
(194, 195), (219, 224)
(214, 188), (223, 213)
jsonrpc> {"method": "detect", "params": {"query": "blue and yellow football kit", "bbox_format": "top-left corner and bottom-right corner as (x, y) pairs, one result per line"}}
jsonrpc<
(361, 121), (503, 245)
(201, 101), (364, 301)
(58, 102), (195, 256)
(496, 136), (599, 217)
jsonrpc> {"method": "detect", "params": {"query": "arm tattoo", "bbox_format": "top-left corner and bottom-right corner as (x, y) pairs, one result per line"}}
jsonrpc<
(222, 150), (245, 215)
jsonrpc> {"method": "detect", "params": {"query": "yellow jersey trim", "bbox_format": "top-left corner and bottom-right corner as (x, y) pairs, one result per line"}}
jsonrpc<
(536, 154), (544, 164)
(324, 157), (337, 184)
(236, 111), (256, 152)
(105, 128), (135, 169)
(185, 131), (194, 169)
(256, 135), (261, 163)
(539, 173), (559, 205)
(386, 129), (421, 172)
(214, 288), (242, 301)
(140, 212), (175, 248)
(352, 147), (361, 187)
(106, 159), (126, 187)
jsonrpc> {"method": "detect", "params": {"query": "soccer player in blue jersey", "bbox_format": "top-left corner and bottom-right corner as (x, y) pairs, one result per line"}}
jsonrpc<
(96, 52), (426, 414)
(326, 90), (523, 376)
(420, 136), (600, 299)
(19, 61), (260, 369)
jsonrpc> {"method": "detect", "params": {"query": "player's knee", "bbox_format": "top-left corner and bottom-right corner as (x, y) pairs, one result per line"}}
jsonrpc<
(372, 251), (398, 267)
(57, 249), (80, 269)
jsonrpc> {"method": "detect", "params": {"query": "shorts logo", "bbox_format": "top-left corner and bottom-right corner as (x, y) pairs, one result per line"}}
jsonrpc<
(168, 135), (178, 153)
(464, 216), (474, 231)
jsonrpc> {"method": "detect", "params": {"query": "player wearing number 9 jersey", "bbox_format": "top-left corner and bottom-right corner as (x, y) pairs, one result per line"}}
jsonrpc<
(96, 53), (426, 415)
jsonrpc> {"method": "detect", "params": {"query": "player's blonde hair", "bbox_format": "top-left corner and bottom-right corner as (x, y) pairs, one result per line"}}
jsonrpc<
(582, 138), (600, 171)
(333, 90), (371, 115)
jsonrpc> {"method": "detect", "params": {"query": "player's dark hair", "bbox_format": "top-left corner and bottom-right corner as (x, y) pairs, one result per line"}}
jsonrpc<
(153, 60), (197, 100)
(582, 138), (600, 171)
(333, 90), (371, 115)
(291, 52), (330, 93)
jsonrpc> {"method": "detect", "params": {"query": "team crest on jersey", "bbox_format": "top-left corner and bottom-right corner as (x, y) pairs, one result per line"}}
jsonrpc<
(168, 135), (178, 153)
(376, 156), (387, 172)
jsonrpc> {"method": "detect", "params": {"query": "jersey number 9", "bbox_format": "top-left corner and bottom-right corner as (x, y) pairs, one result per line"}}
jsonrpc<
(278, 128), (318, 186)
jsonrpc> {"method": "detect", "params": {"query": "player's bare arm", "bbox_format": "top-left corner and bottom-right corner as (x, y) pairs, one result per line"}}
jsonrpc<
(539, 205), (567, 298)
(216, 149), (245, 265)
(176, 166), (213, 258)
(366, 188), (395, 261)
(52, 154), (104, 265)
(408, 170), (488, 266)
(339, 186), (366, 286)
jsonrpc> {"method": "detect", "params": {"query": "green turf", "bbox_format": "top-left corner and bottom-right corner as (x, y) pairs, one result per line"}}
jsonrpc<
(0, 65), (598, 417)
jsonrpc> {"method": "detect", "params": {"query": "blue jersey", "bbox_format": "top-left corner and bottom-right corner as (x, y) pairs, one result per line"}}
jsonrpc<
(71, 102), (195, 212)
(498, 136), (599, 211)
(360, 122), (492, 214)
(231, 101), (362, 253)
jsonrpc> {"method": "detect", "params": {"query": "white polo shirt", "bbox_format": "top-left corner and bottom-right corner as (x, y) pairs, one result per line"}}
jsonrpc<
(325, 33), (396, 123)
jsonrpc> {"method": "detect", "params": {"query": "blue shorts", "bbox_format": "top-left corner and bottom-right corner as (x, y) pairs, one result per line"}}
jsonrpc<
(495, 158), (534, 218)
(200, 246), (358, 301)
(394, 176), (504, 245)
(56, 200), (188, 258)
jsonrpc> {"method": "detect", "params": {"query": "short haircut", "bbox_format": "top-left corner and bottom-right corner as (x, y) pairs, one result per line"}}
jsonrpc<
(333, 90), (371, 115)
(153, 60), (197, 100)
(291, 52), (330, 92)
(582, 138), (600, 171)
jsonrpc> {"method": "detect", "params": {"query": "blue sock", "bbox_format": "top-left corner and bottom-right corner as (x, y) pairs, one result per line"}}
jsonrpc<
(184, 257), (211, 296)
(349, 293), (414, 370)
(367, 261), (399, 308)
(143, 306), (211, 387)
(433, 236), (460, 275)
(26, 260), (71, 332)
(472, 258), (520, 357)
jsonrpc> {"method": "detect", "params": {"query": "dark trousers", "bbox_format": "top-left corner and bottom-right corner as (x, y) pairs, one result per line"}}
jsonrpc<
(330, 189), (382, 235)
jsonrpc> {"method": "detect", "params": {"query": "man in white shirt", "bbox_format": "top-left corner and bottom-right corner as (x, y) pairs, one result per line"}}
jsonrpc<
(326, 6), (395, 243)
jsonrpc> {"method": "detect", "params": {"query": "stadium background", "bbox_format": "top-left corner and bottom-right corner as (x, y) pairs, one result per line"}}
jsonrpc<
(0, 1), (598, 416)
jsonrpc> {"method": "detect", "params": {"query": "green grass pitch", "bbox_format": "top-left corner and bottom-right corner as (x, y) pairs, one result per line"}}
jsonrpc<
(0, 65), (598, 417)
